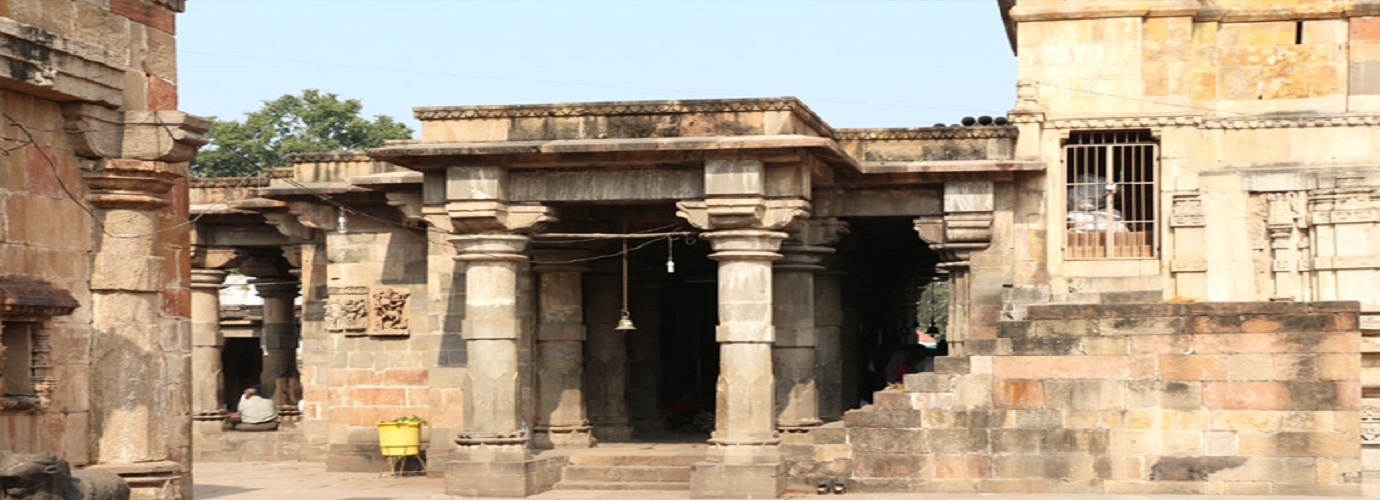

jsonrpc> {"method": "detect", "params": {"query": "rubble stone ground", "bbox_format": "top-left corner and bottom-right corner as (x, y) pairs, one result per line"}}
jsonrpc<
(193, 461), (1380, 500)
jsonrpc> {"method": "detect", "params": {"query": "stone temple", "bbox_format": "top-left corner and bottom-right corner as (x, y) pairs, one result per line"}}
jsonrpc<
(7, 0), (1380, 498)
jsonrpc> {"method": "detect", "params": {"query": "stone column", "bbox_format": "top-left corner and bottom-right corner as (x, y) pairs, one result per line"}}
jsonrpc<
(532, 252), (595, 449)
(191, 269), (228, 420)
(584, 270), (634, 442)
(694, 229), (787, 498)
(628, 279), (665, 435)
(814, 267), (846, 422)
(448, 234), (541, 497)
(677, 158), (808, 499)
(255, 281), (300, 407)
(772, 236), (830, 432)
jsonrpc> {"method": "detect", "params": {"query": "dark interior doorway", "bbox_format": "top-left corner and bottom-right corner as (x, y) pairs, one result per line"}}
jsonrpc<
(222, 337), (263, 411)
(837, 216), (943, 406)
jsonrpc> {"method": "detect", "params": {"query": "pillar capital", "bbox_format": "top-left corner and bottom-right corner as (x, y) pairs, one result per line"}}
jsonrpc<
(704, 230), (787, 262)
(189, 269), (227, 290)
(252, 281), (300, 299)
(451, 234), (532, 263)
(82, 159), (182, 210)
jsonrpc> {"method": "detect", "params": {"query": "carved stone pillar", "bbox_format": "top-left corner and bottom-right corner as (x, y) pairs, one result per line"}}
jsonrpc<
(677, 158), (807, 499)
(705, 230), (787, 451)
(532, 251), (595, 449)
(449, 234), (539, 496)
(810, 220), (849, 423)
(191, 269), (228, 420)
(584, 269), (634, 442)
(914, 181), (995, 357)
(79, 112), (208, 500)
(772, 223), (835, 432)
(254, 281), (299, 407)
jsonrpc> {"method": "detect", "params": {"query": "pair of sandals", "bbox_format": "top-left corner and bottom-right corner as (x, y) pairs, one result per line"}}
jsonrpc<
(815, 478), (846, 495)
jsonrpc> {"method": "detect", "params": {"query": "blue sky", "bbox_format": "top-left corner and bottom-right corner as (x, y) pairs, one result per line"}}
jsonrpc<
(179, 0), (1016, 131)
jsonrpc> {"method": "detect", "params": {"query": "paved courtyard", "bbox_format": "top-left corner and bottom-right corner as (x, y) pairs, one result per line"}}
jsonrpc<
(193, 461), (1380, 500)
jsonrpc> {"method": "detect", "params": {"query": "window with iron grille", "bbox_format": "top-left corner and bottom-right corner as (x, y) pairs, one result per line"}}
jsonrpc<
(1064, 130), (1158, 259)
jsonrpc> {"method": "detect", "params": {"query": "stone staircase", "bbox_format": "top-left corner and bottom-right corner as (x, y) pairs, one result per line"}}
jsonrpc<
(548, 445), (704, 491)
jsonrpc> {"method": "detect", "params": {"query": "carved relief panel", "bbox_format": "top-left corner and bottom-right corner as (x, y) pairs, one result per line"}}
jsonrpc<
(369, 288), (411, 336)
(324, 287), (368, 335)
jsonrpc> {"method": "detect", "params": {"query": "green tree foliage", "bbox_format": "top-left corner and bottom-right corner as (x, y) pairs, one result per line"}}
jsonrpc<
(191, 89), (413, 177)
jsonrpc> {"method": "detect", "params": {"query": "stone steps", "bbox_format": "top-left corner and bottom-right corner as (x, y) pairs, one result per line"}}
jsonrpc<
(550, 448), (701, 491)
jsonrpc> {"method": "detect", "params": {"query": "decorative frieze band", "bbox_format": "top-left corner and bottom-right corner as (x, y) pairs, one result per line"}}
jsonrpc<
(286, 152), (375, 163)
(1028, 114), (1380, 131)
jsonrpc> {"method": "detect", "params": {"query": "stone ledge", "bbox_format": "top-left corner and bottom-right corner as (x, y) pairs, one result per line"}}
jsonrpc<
(0, 18), (125, 107)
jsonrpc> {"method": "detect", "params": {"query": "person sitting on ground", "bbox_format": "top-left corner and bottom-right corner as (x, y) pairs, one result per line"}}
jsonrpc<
(232, 388), (279, 431)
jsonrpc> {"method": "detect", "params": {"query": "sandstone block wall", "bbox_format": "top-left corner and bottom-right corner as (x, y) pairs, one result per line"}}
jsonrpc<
(845, 301), (1362, 496)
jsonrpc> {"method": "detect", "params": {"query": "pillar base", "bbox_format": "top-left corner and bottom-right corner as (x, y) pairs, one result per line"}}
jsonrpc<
(532, 427), (596, 449)
(445, 456), (563, 498)
(593, 422), (634, 442)
(690, 462), (785, 499)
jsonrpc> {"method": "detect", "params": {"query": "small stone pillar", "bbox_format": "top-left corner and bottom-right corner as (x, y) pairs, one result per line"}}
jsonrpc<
(772, 234), (830, 431)
(532, 252), (596, 449)
(584, 270), (634, 442)
(191, 269), (228, 420)
(694, 229), (788, 498)
(448, 234), (545, 497)
(255, 281), (300, 407)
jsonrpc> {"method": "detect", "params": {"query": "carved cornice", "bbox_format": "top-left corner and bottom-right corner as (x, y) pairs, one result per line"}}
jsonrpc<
(286, 152), (374, 163)
(1203, 115), (1380, 129)
(0, 277), (79, 317)
(1039, 116), (1203, 129)
(834, 127), (1017, 141)
(0, 18), (125, 107)
(415, 97), (835, 138)
(1031, 114), (1380, 131)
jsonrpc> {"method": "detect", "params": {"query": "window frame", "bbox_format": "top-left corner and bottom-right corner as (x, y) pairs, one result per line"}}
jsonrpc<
(1062, 129), (1161, 260)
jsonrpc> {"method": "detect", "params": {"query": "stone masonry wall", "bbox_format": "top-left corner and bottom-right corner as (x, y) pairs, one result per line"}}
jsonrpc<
(845, 301), (1362, 496)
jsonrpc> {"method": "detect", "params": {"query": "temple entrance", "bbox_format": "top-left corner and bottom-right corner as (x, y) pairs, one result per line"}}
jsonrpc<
(646, 237), (718, 440)
(836, 216), (945, 407)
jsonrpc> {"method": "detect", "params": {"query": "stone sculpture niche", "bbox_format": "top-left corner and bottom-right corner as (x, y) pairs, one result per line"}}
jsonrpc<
(323, 287), (368, 335)
(0, 451), (129, 500)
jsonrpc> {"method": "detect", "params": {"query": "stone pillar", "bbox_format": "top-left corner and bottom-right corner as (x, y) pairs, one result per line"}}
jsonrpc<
(191, 269), (228, 420)
(694, 229), (788, 498)
(676, 157), (808, 499)
(448, 234), (544, 497)
(628, 279), (665, 435)
(772, 235), (830, 432)
(532, 252), (595, 449)
(814, 267), (846, 422)
(255, 281), (300, 407)
(584, 270), (634, 442)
